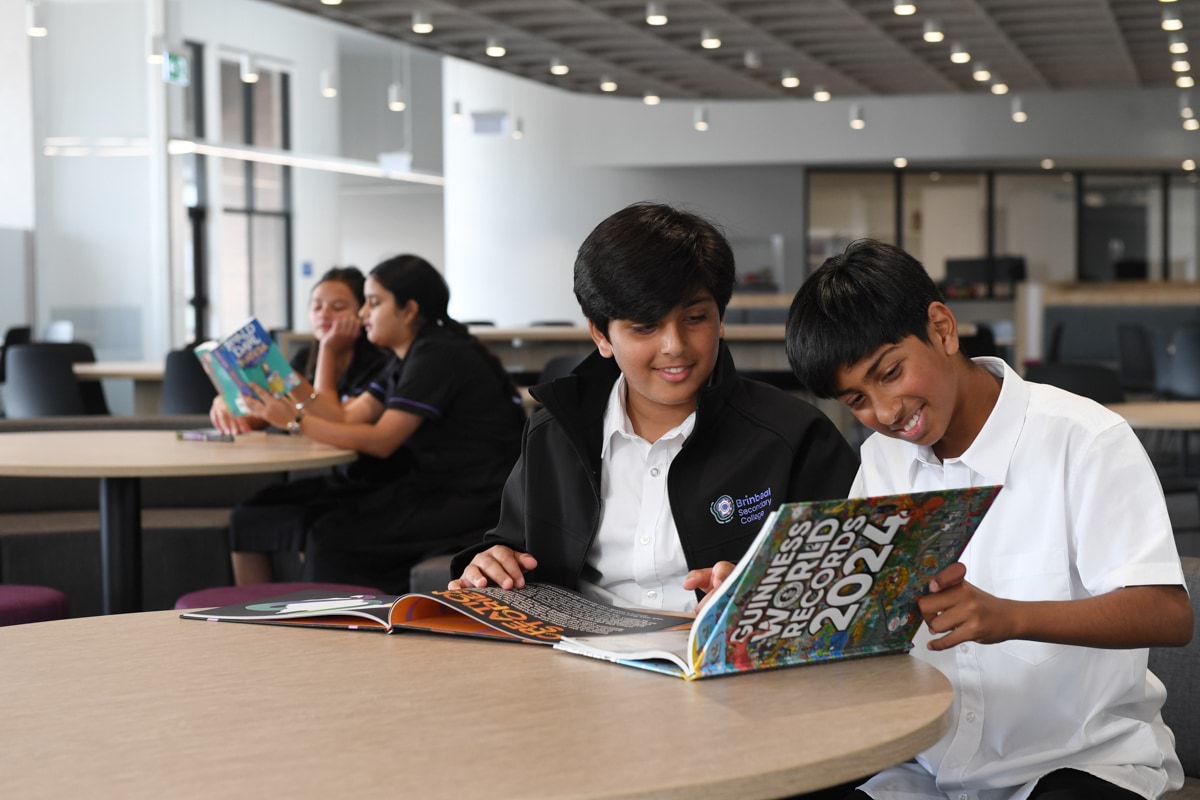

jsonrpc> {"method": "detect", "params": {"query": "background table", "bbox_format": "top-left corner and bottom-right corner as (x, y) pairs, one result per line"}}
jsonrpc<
(74, 360), (166, 415)
(0, 611), (953, 799)
(1107, 402), (1200, 431)
(0, 431), (355, 614)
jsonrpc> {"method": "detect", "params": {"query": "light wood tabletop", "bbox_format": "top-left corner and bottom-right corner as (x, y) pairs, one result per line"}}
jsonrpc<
(73, 360), (165, 381)
(470, 325), (790, 342)
(0, 431), (355, 613)
(0, 429), (355, 478)
(0, 610), (953, 800)
(1106, 402), (1200, 431)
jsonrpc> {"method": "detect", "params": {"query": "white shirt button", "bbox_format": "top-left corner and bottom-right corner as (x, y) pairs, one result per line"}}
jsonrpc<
(639, 536), (649, 545)
(646, 590), (657, 599)
(959, 643), (970, 653)
(650, 467), (660, 477)
(965, 711), (977, 723)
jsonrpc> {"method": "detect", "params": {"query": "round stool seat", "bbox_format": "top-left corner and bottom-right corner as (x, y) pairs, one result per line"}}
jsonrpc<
(175, 582), (386, 610)
(0, 585), (70, 626)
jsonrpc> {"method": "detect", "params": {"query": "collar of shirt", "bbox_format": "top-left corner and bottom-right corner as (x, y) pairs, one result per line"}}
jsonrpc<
(905, 356), (1029, 486)
(600, 374), (697, 459)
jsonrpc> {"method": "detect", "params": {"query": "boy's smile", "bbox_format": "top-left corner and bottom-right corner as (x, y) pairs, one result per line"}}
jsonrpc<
(589, 292), (723, 443)
(832, 303), (999, 460)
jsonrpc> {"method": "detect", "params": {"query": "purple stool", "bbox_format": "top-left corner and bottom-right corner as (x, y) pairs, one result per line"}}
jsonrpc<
(175, 582), (385, 610)
(0, 585), (70, 626)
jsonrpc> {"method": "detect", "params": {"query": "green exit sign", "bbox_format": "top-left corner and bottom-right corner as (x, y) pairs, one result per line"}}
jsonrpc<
(162, 51), (190, 87)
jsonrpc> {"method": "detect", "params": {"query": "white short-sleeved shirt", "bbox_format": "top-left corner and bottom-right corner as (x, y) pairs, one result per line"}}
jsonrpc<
(852, 357), (1186, 800)
(578, 375), (698, 613)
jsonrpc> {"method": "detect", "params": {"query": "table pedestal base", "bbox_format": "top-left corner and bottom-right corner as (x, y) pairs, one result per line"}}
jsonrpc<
(100, 477), (142, 615)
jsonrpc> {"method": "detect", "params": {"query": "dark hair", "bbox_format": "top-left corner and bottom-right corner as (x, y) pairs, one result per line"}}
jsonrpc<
(369, 254), (520, 406)
(785, 239), (944, 398)
(313, 265), (367, 307)
(573, 202), (735, 336)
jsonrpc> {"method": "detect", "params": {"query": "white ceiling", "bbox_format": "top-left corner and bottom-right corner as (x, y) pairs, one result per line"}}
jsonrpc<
(261, 0), (1198, 100)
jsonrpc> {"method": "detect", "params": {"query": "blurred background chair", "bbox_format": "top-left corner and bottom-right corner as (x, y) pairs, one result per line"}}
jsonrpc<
(1167, 325), (1200, 400)
(0, 325), (33, 386)
(1116, 323), (1159, 397)
(4, 345), (87, 418)
(1023, 362), (1125, 405)
(529, 320), (575, 327)
(160, 349), (217, 415)
(959, 323), (999, 359)
(538, 354), (585, 383)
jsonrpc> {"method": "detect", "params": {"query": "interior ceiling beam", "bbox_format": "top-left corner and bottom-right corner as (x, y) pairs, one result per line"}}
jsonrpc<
(1084, 0), (1142, 88)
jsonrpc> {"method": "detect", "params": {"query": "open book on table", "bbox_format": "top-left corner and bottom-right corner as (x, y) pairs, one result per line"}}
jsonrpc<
(180, 582), (692, 644)
(553, 486), (1001, 680)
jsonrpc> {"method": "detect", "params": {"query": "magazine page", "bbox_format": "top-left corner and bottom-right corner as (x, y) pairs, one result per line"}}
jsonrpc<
(688, 486), (1001, 679)
(391, 583), (692, 645)
(181, 590), (401, 630)
(219, 317), (301, 398)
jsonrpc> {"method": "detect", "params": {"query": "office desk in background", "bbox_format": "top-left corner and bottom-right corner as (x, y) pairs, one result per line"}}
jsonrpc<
(0, 610), (953, 800)
(0, 431), (355, 614)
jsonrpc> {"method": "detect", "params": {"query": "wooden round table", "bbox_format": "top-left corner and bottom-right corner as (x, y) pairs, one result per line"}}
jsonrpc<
(1106, 401), (1200, 431)
(0, 430), (355, 614)
(0, 611), (954, 799)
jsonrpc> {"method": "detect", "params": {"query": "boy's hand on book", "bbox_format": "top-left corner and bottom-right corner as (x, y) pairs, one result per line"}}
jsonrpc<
(919, 563), (1017, 650)
(685, 561), (736, 613)
(210, 397), (251, 435)
(321, 317), (361, 357)
(448, 545), (538, 591)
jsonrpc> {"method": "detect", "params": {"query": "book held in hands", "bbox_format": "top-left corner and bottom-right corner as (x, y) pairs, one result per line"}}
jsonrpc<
(192, 317), (301, 417)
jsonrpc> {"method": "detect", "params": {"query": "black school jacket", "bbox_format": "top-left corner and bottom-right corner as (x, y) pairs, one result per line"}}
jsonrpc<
(450, 343), (859, 590)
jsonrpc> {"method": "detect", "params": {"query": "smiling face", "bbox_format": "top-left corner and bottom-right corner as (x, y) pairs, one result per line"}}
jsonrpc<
(360, 276), (420, 354)
(309, 279), (361, 339)
(589, 291), (724, 438)
(832, 303), (970, 455)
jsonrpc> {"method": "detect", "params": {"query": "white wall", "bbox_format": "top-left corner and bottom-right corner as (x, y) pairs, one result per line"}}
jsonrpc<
(30, 0), (163, 360)
(339, 183), (445, 273)
(0, 0), (36, 334)
(444, 60), (805, 326)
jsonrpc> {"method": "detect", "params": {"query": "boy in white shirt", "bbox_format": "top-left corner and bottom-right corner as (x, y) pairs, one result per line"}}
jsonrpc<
(785, 239), (1193, 800)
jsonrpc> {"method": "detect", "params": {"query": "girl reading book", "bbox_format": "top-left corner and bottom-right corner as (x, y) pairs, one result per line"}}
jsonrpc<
(228, 255), (525, 592)
(209, 266), (389, 435)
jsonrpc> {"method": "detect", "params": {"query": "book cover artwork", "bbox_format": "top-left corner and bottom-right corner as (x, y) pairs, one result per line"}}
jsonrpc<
(220, 318), (300, 398)
(556, 486), (1001, 680)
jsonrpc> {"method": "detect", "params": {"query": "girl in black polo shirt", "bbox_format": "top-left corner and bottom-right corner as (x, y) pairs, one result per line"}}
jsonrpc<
(232, 255), (525, 591)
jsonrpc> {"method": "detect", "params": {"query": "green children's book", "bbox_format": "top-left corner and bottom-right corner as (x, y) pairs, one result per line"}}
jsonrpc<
(192, 318), (301, 417)
(553, 486), (1002, 680)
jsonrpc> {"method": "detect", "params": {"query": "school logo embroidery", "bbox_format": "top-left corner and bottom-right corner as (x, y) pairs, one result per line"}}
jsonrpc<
(710, 495), (735, 524)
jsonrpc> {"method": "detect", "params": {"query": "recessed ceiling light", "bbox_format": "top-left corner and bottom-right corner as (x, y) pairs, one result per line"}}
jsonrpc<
(781, 69), (800, 88)
(1185, 159), (1197, 171)
(894, 157), (908, 168)
(973, 64), (991, 82)
(694, 106), (709, 132)
(643, 90), (661, 106)
(894, 0), (916, 16)
(923, 20), (944, 43)
(1185, 118), (1200, 130)
(1169, 34), (1189, 54)
(600, 76), (618, 92)
(1174, 59), (1192, 72)
(485, 37), (506, 58)
(411, 11), (433, 34)
(1179, 75), (1196, 88)
(700, 28), (721, 49)
(646, 2), (668, 26)
(1011, 97), (1027, 123)
(991, 82), (1009, 95)
(950, 43), (971, 64)
(1163, 9), (1183, 31)
(387, 83), (406, 112)
(813, 86), (831, 102)
(549, 57), (569, 76)
(1041, 158), (1055, 170)
(850, 103), (865, 130)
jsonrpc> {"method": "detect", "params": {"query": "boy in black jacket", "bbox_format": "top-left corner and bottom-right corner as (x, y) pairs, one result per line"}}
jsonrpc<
(449, 203), (857, 612)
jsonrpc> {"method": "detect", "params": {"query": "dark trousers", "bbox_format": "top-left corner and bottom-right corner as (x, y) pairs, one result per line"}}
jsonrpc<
(793, 769), (1144, 800)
